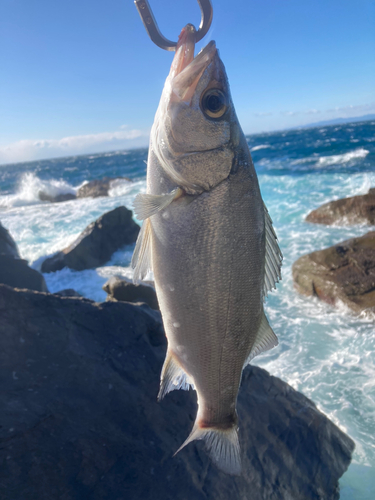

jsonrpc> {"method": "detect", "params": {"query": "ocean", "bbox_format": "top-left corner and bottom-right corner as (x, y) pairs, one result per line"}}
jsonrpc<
(1, 120), (374, 498)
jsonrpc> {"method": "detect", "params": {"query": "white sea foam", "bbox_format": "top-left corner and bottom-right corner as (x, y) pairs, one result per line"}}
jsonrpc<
(250, 144), (271, 152)
(290, 148), (370, 168)
(0, 172), (77, 208)
(317, 148), (369, 167)
(257, 170), (375, 485)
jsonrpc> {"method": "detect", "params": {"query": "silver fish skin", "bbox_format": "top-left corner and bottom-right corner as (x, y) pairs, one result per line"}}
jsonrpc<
(132, 25), (282, 476)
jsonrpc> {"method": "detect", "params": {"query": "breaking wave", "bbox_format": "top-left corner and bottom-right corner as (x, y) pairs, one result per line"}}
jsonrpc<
(317, 148), (369, 167)
(250, 144), (271, 152)
(0, 172), (78, 208)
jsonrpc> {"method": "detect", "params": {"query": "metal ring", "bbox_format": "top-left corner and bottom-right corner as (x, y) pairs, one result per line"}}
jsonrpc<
(134, 0), (213, 51)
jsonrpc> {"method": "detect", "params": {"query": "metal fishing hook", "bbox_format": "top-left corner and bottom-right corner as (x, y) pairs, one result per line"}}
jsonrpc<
(134, 0), (213, 51)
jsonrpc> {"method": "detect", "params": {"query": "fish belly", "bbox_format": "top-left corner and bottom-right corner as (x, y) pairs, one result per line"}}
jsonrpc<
(151, 165), (265, 426)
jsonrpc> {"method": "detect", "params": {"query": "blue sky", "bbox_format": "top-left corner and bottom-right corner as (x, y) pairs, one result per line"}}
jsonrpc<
(0, 0), (374, 164)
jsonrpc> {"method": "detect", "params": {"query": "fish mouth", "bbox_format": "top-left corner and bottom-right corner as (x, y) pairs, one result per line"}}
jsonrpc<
(170, 26), (217, 102)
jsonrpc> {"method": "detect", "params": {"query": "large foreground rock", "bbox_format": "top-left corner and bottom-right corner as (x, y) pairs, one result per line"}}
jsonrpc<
(0, 222), (20, 258)
(103, 275), (159, 309)
(293, 231), (375, 314)
(41, 206), (140, 272)
(306, 188), (375, 225)
(0, 285), (354, 500)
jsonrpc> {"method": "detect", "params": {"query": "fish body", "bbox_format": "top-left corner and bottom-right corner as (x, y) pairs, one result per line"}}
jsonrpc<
(132, 25), (282, 475)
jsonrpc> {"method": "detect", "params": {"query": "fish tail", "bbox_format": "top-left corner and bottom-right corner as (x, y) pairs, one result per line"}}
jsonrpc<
(174, 421), (241, 476)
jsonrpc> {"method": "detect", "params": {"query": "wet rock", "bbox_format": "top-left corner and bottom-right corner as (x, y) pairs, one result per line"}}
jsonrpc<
(39, 191), (76, 203)
(41, 206), (140, 273)
(0, 256), (48, 292)
(0, 284), (354, 500)
(292, 231), (375, 315)
(54, 288), (83, 298)
(77, 177), (131, 199)
(103, 275), (159, 310)
(0, 222), (20, 258)
(306, 188), (375, 225)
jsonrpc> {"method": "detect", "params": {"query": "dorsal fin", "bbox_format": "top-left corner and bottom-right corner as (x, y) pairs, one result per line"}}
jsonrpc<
(263, 202), (282, 297)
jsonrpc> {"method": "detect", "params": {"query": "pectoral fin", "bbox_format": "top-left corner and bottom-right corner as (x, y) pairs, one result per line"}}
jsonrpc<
(133, 188), (183, 221)
(263, 202), (283, 297)
(245, 311), (278, 365)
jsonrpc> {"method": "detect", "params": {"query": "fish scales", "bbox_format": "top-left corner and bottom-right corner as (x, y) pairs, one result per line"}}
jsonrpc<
(152, 161), (264, 419)
(132, 25), (282, 475)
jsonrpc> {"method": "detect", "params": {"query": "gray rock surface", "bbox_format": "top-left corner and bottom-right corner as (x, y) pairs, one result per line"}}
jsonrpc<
(103, 275), (159, 309)
(292, 231), (375, 315)
(77, 177), (131, 199)
(54, 288), (83, 297)
(0, 256), (48, 292)
(0, 222), (20, 258)
(306, 188), (375, 225)
(0, 284), (354, 500)
(41, 206), (140, 272)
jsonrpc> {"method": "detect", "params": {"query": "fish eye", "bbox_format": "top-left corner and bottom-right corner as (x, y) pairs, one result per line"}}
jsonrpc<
(201, 89), (228, 119)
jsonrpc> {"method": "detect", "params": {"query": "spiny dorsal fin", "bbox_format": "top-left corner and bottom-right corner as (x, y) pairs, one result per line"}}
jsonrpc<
(158, 350), (195, 401)
(263, 202), (282, 297)
(133, 188), (183, 221)
(245, 311), (278, 365)
(131, 218), (152, 284)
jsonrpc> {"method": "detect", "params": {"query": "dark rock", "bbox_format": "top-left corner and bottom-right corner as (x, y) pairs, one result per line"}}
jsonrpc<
(39, 191), (76, 203)
(77, 177), (131, 199)
(54, 288), (83, 298)
(0, 284), (354, 500)
(0, 256), (48, 292)
(292, 231), (375, 314)
(103, 275), (159, 309)
(306, 188), (375, 225)
(0, 222), (20, 258)
(41, 206), (140, 273)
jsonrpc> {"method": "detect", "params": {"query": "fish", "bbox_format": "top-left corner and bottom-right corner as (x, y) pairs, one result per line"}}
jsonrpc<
(131, 24), (282, 475)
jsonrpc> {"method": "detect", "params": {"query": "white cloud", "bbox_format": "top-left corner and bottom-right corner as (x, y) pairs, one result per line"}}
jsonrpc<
(0, 128), (149, 165)
(326, 102), (375, 115)
(254, 112), (273, 117)
(280, 111), (300, 116)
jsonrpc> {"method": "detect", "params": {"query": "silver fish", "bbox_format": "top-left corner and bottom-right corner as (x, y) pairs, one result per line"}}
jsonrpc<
(132, 25), (282, 475)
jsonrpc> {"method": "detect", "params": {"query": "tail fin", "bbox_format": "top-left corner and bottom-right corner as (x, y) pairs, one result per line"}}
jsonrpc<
(175, 421), (241, 476)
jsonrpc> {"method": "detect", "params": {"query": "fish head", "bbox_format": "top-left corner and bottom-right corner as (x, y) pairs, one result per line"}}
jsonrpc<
(153, 25), (242, 193)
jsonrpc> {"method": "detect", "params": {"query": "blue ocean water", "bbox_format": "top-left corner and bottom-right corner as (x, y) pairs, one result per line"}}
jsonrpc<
(1, 120), (375, 498)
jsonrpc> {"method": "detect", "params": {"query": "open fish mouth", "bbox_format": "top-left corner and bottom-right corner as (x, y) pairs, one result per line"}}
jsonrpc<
(169, 25), (217, 102)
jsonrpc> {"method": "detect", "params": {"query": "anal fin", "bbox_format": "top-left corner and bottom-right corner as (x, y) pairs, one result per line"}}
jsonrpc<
(131, 218), (152, 284)
(245, 311), (278, 365)
(158, 350), (195, 401)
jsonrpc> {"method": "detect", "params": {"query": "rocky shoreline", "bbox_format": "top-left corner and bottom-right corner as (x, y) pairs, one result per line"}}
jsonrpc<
(0, 201), (357, 499)
(0, 284), (354, 500)
(294, 189), (375, 315)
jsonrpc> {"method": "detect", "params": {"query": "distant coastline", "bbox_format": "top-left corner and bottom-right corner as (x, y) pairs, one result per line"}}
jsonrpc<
(296, 113), (375, 130)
